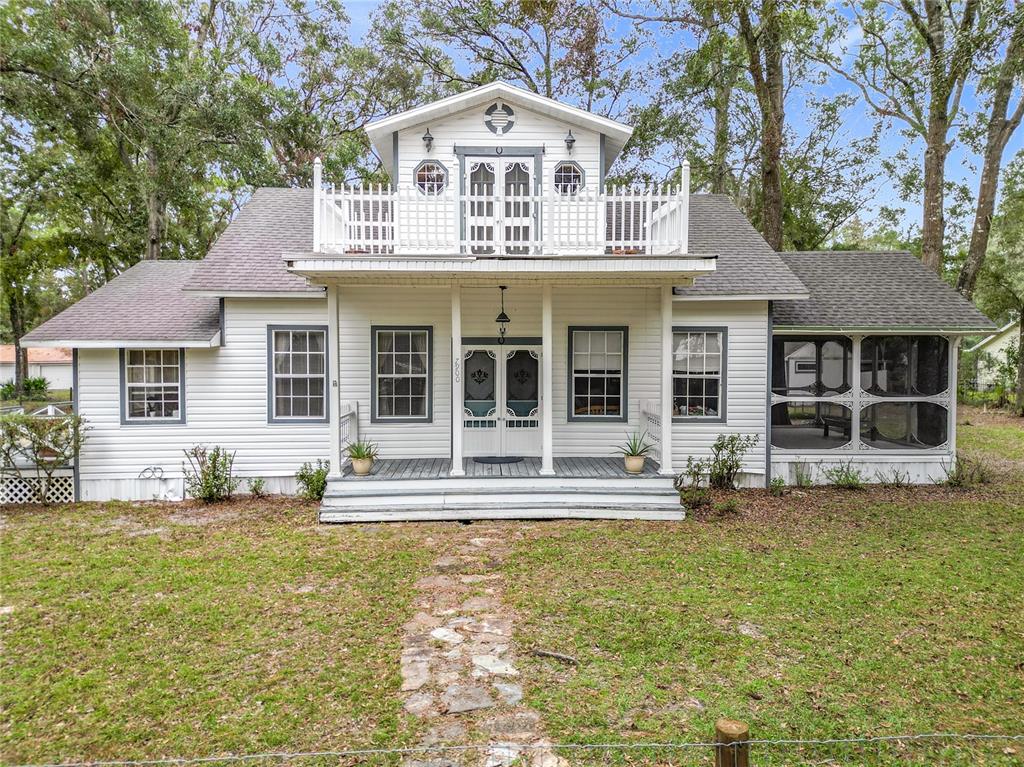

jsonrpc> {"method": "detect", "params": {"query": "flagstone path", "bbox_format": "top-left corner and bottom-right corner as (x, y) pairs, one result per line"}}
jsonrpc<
(398, 527), (567, 767)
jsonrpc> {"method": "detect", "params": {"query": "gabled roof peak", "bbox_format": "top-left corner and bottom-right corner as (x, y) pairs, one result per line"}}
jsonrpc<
(365, 81), (633, 175)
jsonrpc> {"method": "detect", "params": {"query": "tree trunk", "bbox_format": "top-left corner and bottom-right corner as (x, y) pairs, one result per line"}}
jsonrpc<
(920, 108), (949, 273)
(144, 149), (166, 260)
(6, 290), (27, 398)
(711, 79), (733, 195)
(956, 24), (1024, 298)
(737, 0), (785, 252)
(1017, 318), (1024, 416)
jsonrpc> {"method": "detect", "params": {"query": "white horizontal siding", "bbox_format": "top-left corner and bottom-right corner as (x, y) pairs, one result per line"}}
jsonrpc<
(396, 103), (601, 193)
(669, 300), (769, 479)
(77, 298), (330, 501)
(338, 286), (452, 457)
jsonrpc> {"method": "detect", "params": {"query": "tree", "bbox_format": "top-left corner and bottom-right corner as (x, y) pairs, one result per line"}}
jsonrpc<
(375, 0), (644, 116)
(815, 0), (1016, 274)
(956, 9), (1024, 298)
(974, 151), (1024, 414)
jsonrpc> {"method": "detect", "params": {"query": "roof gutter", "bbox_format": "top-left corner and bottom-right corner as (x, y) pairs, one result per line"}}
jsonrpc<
(772, 324), (996, 335)
(22, 333), (222, 349)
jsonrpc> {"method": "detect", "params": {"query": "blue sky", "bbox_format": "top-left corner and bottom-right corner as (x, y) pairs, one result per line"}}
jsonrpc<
(342, 1), (1023, 239)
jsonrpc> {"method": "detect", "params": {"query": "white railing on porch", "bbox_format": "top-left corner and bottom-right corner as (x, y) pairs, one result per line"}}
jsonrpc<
(314, 183), (689, 256)
(339, 400), (359, 461)
(639, 398), (663, 465)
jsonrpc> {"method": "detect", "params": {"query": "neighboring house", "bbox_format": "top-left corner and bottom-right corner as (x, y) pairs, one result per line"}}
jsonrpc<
(20, 82), (996, 517)
(966, 321), (1020, 390)
(0, 345), (73, 391)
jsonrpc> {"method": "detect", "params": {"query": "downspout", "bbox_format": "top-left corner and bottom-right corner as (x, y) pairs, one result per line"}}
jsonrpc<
(72, 348), (81, 502)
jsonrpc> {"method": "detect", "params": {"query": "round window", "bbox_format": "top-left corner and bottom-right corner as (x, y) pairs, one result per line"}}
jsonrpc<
(415, 162), (447, 195)
(554, 162), (583, 195)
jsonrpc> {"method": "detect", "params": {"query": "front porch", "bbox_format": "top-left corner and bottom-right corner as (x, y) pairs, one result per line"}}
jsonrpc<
(320, 456), (682, 523)
(339, 455), (662, 480)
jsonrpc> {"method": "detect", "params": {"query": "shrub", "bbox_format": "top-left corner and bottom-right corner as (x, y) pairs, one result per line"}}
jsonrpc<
(247, 476), (267, 498)
(875, 467), (910, 488)
(769, 476), (786, 496)
(23, 376), (49, 398)
(793, 462), (814, 488)
(939, 452), (992, 489)
(183, 445), (239, 503)
(823, 461), (866, 490)
(296, 459), (330, 501)
(0, 414), (88, 504)
(0, 380), (15, 400)
(707, 433), (759, 489)
(674, 455), (711, 509)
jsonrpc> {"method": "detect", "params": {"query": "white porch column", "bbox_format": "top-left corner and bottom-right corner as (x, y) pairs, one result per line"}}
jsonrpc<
(660, 284), (675, 475)
(450, 286), (465, 476)
(541, 284), (555, 475)
(327, 282), (342, 478)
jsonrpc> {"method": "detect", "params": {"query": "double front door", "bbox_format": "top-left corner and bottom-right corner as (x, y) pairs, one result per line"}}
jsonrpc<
(464, 158), (535, 255)
(462, 346), (541, 457)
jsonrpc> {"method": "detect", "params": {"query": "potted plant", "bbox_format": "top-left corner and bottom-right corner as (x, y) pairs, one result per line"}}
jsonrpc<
(346, 440), (379, 476)
(615, 431), (653, 474)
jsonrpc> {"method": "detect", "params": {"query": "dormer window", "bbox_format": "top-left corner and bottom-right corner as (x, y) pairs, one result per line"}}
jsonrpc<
(415, 161), (448, 195)
(554, 162), (584, 195)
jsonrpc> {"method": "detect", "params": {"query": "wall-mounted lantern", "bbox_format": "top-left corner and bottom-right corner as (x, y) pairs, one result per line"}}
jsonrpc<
(423, 128), (434, 152)
(564, 130), (575, 154)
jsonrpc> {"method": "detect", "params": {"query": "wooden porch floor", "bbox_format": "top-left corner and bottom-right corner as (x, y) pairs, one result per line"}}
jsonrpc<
(339, 456), (663, 480)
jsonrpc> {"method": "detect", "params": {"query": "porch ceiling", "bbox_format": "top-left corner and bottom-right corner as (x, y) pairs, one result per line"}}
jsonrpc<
(284, 253), (717, 286)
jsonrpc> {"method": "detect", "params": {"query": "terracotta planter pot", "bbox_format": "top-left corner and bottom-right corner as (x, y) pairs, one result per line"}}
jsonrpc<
(624, 455), (646, 474)
(351, 457), (374, 476)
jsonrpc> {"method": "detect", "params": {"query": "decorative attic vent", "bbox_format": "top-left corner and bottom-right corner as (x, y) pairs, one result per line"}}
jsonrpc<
(484, 102), (515, 135)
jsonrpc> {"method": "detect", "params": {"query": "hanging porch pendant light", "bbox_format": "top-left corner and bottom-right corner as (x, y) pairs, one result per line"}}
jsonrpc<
(495, 285), (511, 344)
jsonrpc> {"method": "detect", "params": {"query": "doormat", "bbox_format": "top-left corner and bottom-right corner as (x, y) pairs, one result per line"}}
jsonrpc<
(473, 456), (524, 464)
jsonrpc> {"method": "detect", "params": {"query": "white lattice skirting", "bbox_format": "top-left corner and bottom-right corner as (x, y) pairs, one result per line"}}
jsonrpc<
(1, 470), (75, 504)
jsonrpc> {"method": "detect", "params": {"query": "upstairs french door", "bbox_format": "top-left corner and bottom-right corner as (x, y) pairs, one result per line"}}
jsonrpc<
(464, 158), (535, 255)
(462, 346), (541, 457)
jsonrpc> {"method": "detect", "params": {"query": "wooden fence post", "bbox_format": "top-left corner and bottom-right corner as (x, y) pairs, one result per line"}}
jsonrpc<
(714, 718), (750, 767)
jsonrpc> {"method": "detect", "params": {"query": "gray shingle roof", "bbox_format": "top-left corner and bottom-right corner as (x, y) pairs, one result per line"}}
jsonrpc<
(675, 194), (808, 298)
(774, 251), (996, 331)
(185, 187), (321, 293)
(183, 188), (808, 297)
(23, 261), (220, 345)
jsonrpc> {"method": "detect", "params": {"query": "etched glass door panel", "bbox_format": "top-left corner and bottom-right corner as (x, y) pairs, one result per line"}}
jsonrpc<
(503, 161), (532, 255)
(462, 349), (499, 456)
(466, 161), (496, 255)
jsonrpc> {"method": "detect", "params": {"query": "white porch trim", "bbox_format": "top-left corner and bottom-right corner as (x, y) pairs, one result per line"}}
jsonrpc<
(660, 285), (674, 476)
(327, 283), (342, 479)
(541, 285), (554, 475)
(450, 287), (465, 476)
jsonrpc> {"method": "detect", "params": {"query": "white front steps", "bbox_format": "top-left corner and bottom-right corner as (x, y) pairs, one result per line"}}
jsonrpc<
(318, 476), (685, 522)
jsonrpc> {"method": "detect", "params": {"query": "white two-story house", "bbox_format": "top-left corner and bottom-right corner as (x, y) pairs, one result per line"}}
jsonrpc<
(21, 82), (995, 519)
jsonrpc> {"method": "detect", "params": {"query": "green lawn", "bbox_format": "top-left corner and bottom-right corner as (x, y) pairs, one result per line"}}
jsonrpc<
(1, 503), (433, 763)
(2, 408), (1022, 764)
(506, 408), (1024, 758)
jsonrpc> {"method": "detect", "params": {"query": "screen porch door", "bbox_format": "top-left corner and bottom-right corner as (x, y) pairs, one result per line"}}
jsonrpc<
(464, 159), (535, 255)
(462, 346), (541, 457)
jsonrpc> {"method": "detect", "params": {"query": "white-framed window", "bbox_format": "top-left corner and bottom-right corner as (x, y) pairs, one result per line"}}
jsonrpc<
(553, 162), (584, 195)
(414, 161), (448, 195)
(372, 326), (432, 422)
(268, 327), (328, 422)
(672, 328), (726, 420)
(569, 327), (627, 421)
(120, 349), (184, 423)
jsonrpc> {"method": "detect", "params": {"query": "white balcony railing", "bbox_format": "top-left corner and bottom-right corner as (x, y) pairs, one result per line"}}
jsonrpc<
(312, 179), (690, 257)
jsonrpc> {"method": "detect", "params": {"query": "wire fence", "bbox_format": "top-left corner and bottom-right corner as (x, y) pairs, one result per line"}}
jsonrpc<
(9, 733), (1024, 767)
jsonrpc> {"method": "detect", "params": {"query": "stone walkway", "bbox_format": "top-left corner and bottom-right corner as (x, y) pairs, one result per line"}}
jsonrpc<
(399, 527), (566, 767)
